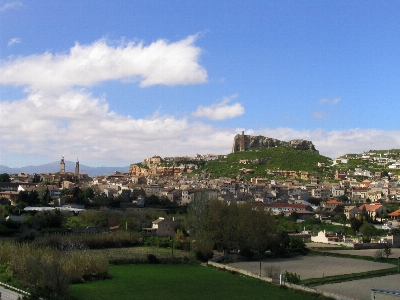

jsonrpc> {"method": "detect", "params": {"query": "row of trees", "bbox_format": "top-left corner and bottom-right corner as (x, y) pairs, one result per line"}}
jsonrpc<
(187, 193), (294, 258)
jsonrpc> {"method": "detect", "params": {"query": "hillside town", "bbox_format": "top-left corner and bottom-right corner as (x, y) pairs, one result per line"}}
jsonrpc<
(2, 142), (400, 300)
(1, 150), (400, 226)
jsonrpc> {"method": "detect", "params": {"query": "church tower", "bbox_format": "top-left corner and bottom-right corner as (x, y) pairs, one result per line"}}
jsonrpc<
(75, 158), (79, 177)
(60, 157), (65, 174)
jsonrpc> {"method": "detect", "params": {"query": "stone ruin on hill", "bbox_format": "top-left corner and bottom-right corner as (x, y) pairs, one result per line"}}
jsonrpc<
(231, 131), (319, 154)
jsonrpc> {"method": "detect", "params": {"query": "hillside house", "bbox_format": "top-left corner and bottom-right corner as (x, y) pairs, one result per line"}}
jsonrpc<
(311, 230), (350, 244)
(344, 206), (361, 219)
(143, 217), (179, 238)
(388, 209), (400, 221)
(321, 200), (343, 214)
(358, 204), (389, 218)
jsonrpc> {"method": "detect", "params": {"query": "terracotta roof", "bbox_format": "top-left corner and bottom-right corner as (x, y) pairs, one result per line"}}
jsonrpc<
(325, 200), (343, 205)
(359, 204), (382, 211)
(388, 209), (400, 217)
(295, 210), (314, 215)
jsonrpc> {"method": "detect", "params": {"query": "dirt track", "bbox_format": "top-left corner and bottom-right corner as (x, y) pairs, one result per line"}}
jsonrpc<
(228, 255), (394, 280)
(315, 273), (400, 300)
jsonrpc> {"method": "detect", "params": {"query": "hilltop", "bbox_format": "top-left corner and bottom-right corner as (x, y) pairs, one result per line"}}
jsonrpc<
(193, 146), (332, 180)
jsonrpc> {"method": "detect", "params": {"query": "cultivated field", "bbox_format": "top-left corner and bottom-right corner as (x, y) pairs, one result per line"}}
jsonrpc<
(322, 248), (400, 258)
(315, 273), (400, 300)
(228, 255), (395, 280)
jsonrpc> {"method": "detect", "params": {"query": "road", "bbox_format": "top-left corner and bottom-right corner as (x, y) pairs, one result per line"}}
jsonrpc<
(0, 286), (25, 300)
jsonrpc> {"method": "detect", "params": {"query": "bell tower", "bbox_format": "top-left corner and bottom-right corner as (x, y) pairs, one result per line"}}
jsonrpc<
(75, 158), (79, 177)
(60, 156), (65, 174)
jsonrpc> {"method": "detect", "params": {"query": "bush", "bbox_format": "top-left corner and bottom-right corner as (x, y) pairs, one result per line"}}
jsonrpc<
(147, 254), (160, 264)
(193, 239), (213, 262)
(143, 236), (171, 248)
(284, 271), (300, 284)
(265, 265), (281, 279)
(374, 249), (384, 259)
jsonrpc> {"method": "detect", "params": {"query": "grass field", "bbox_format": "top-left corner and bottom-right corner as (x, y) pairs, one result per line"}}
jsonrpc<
(70, 264), (330, 300)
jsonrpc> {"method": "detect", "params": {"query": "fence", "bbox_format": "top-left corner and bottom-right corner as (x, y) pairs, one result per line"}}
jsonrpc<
(207, 261), (356, 300)
(0, 281), (30, 298)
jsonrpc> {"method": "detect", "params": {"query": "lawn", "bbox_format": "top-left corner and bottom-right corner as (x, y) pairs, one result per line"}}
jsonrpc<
(70, 264), (329, 300)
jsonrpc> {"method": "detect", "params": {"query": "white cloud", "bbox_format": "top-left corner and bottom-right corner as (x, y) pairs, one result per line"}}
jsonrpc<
(319, 97), (341, 105)
(1, 36), (399, 167)
(0, 35), (207, 92)
(192, 94), (245, 120)
(7, 37), (21, 47)
(312, 111), (329, 119)
(1, 88), (399, 164)
(0, 1), (22, 12)
(0, 35), (214, 165)
(0, 89), (236, 164)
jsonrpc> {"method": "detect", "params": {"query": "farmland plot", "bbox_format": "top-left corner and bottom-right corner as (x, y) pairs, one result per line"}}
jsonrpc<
(228, 256), (394, 280)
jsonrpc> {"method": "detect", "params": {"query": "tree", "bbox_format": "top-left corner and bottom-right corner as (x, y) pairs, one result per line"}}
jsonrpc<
(359, 221), (377, 243)
(38, 183), (50, 205)
(0, 197), (10, 205)
(83, 187), (95, 199)
(0, 173), (11, 182)
(289, 237), (308, 254)
(383, 243), (392, 258)
(338, 213), (347, 225)
(17, 190), (40, 207)
(350, 217), (362, 232)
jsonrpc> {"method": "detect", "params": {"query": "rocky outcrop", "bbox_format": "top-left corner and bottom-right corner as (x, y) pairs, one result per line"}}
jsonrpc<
(232, 132), (318, 153)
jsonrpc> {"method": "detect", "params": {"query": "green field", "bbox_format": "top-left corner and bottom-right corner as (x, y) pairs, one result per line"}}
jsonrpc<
(70, 264), (329, 300)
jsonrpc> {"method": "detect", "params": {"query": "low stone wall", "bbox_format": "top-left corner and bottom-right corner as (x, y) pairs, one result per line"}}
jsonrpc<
(207, 261), (355, 300)
(371, 289), (400, 300)
(207, 261), (272, 283)
(353, 243), (386, 250)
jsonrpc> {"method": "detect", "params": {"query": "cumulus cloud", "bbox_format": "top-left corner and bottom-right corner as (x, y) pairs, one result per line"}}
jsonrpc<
(0, 89), (237, 163)
(7, 37), (21, 46)
(319, 97), (341, 105)
(1, 88), (399, 163)
(192, 94), (245, 120)
(0, 1), (22, 12)
(0, 35), (217, 165)
(1, 36), (399, 166)
(0, 35), (207, 92)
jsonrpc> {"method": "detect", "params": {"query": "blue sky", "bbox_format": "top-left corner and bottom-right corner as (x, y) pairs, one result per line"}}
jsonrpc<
(1, 0), (400, 167)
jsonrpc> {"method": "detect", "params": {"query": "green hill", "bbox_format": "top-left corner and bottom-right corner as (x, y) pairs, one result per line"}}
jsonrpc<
(194, 146), (332, 180)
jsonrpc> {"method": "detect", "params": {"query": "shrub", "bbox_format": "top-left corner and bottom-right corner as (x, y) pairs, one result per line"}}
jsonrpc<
(264, 265), (281, 279)
(144, 236), (171, 248)
(374, 249), (384, 259)
(383, 243), (392, 258)
(284, 271), (300, 284)
(193, 239), (213, 262)
(147, 254), (160, 264)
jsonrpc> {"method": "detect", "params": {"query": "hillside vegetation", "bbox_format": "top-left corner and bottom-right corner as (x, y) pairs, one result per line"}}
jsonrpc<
(194, 146), (332, 179)
(332, 149), (400, 176)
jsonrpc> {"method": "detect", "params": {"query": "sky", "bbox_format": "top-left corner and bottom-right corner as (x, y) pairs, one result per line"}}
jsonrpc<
(1, 0), (400, 167)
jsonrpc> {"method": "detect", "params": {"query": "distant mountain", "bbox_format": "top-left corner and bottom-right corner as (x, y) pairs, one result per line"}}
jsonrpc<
(0, 161), (129, 177)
